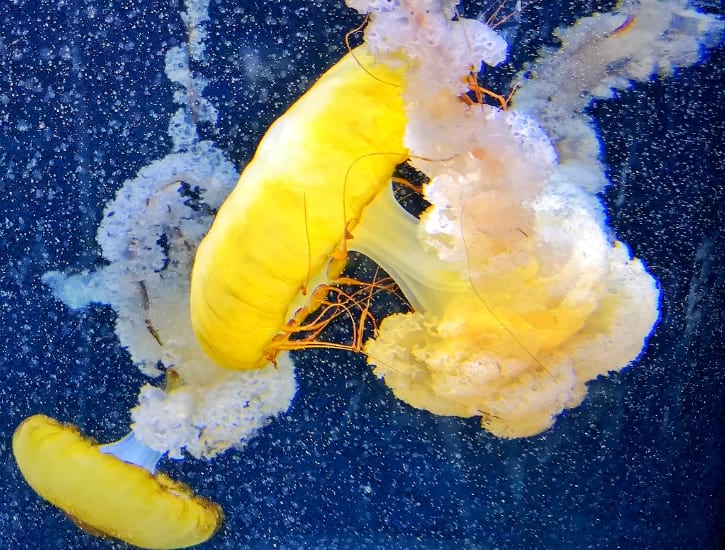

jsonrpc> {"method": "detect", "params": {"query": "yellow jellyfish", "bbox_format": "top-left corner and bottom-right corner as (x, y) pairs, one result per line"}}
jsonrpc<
(16, 0), (719, 546)
(13, 415), (222, 549)
(183, 0), (657, 442)
(189, 0), (661, 439)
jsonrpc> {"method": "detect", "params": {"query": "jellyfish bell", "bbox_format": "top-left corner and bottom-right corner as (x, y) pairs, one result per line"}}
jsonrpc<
(13, 415), (222, 549)
(189, 46), (409, 371)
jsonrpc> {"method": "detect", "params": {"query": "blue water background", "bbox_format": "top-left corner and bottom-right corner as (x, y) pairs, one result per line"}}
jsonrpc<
(0, 1), (723, 548)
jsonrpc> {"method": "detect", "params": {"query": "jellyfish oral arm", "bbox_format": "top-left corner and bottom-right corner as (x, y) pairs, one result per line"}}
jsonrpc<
(339, 0), (667, 438)
(99, 432), (164, 474)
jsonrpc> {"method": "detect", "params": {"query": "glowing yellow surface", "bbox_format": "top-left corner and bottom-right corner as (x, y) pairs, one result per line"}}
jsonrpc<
(13, 415), (222, 549)
(190, 48), (407, 370)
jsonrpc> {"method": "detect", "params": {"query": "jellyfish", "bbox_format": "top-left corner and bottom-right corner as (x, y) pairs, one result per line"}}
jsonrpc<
(12, 0), (722, 546)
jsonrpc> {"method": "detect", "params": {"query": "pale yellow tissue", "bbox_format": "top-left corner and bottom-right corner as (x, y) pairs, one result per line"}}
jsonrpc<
(367, 235), (659, 439)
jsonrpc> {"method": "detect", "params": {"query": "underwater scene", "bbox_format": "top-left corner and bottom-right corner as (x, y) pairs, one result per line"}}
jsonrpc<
(1, 0), (723, 548)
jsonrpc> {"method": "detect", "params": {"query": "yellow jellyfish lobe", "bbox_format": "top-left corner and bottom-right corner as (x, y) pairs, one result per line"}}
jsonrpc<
(13, 415), (222, 549)
(190, 47), (408, 370)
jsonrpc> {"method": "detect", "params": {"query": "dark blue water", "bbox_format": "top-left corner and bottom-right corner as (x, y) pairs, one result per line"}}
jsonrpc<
(1, 1), (723, 549)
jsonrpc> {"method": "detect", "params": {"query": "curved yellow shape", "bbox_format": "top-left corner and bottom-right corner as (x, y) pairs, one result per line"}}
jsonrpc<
(13, 415), (222, 549)
(191, 48), (408, 370)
